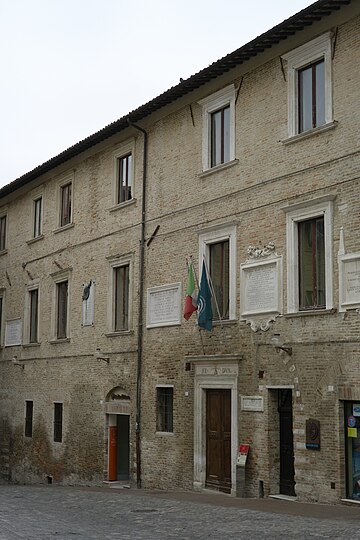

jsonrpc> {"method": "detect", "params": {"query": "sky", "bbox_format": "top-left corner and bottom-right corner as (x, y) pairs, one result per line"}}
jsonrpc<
(0, 0), (315, 188)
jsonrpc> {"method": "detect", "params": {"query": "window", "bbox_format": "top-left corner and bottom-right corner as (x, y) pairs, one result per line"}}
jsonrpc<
(0, 215), (7, 251)
(56, 280), (68, 339)
(211, 105), (230, 167)
(29, 288), (39, 343)
(114, 265), (129, 331)
(25, 400), (33, 438)
(199, 224), (237, 321)
(283, 196), (334, 313)
(282, 33), (333, 138)
(209, 240), (230, 319)
(298, 217), (325, 310)
(108, 255), (132, 334)
(60, 182), (72, 227)
(156, 387), (173, 432)
(0, 292), (3, 345)
(198, 85), (235, 171)
(298, 60), (325, 133)
(33, 197), (42, 238)
(53, 402), (63, 442)
(112, 141), (135, 208)
(117, 154), (133, 204)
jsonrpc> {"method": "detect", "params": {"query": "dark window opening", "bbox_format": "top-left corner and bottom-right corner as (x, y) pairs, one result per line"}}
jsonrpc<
(211, 105), (230, 167)
(117, 154), (132, 204)
(298, 59), (325, 133)
(157, 387), (173, 432)
(25, 400), (33, 438)
(56, 281), (68, 339)
(209, 240), (230, 320)
(60, 183), (72, 227)
(298, 217), (325, 310)
(29, 289), (39, 343)
(0, 215), (7, 251)
(114, 265), (129, 331)
(33, 197), (42, 238)
(54, 403), (63, 442)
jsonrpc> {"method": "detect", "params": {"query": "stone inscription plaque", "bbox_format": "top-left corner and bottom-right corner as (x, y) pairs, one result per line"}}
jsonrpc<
(5, 319), (22, 347)
(241, 395), (264, 412)
(241, 260), (279, 316)
(344, 259), (360, 304)
(147, 283), (181, 327)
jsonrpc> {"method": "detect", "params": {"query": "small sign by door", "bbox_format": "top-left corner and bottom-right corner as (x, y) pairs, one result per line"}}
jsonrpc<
(237, 444), (250, 467)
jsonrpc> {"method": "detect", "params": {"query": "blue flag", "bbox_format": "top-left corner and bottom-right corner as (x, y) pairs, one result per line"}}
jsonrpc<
(198, 263), (213, 331)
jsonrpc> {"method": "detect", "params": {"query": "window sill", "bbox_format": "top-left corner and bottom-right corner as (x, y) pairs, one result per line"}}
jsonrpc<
(50, 338), (71, 344)
(155, 431), (174, 436)
(109, 199), (136, 213)
(22, 342), (41, 348)
(212, 318), (237, 326)
(198, 159), (239, 178)
(285, 308), (336, 318)
(27, 235), (44, 245)
(0, 249), (8, 256)
(282, 121), (338, 145)
(53, 223), (74, 234)
(105, 330), (133, 337)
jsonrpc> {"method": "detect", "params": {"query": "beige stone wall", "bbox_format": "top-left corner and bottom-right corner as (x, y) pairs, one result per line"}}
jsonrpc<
(0, 10), (359, 504)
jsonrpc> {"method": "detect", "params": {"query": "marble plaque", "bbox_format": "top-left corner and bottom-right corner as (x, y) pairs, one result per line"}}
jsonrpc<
(339, 253), (360, 311)
(5, 319), (22, 347)
(241, 258), (281, 317)
(147, 283), (181, 328)
(240, 395), (264, 412)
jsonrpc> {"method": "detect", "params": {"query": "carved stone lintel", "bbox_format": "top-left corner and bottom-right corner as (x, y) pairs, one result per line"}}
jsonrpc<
(247, 241), (276, 259)
(244, 316), (278, 332)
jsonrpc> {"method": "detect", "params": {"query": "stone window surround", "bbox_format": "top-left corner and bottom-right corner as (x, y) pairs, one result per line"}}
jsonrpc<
(111, 139), (135, 210)
(198, 223), (237, 321)
(282, 195), (334, 314)
(23, 280), (40, 345)
(198, 85), (236, 172)
(282, 32), (333, 139)
(107, 253), (133, 335)
(30, 188), (44, 240)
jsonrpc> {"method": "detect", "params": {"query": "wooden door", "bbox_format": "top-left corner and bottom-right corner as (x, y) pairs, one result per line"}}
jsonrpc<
(278, 390), (295, 496)
(206, 389), (231, 493)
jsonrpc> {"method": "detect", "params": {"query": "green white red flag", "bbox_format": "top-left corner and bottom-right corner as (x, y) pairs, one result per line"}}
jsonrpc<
(184, 261), (197, 320)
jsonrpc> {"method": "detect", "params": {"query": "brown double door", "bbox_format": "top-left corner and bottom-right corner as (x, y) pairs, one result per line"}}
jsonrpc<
(206, 389), (231, 493)
(278, 389), (295, 496)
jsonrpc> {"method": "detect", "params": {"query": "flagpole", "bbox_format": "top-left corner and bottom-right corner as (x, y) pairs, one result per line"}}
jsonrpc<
(186, 257), (205, 355)
(202, 255), (224, 329)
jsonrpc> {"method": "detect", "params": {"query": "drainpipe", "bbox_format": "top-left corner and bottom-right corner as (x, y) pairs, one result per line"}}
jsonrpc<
(127, 119), (148, 489)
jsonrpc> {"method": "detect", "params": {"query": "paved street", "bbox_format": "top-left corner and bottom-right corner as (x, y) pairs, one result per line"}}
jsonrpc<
(0, 484), (359, 539)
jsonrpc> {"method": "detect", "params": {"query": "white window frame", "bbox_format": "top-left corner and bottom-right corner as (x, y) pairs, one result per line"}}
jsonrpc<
(198, 223), (237, 321)
(56, 173), (74, 230)
(23, 280), (40, 345)
(107, 254), (133, 334)
(112, 140), (135, 209)
(50, 269), (71, 341)
(282, 32), (333, 139)
(198, 85), (236, 172)
(283, 196), (334, 313)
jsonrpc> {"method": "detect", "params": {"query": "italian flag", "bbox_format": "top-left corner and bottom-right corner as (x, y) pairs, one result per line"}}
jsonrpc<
(184, 261), (198, 320)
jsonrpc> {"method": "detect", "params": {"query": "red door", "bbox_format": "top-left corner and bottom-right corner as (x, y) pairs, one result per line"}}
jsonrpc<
(206, 389), (231, 493)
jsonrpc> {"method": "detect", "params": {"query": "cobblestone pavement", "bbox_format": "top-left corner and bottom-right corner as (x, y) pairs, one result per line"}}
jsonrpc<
(0, 485), (359, 540)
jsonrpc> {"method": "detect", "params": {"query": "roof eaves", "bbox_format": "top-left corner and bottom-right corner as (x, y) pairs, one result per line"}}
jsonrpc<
(0, 0), (352, 199)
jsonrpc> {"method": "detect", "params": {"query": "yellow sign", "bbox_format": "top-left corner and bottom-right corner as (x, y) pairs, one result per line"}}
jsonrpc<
(348, 427), (357, 438)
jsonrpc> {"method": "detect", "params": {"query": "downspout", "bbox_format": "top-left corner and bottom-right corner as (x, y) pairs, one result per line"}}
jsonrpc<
(127, 119), (148, 489)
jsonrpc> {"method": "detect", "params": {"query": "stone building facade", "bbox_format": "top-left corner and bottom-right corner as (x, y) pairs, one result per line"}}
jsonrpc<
(0, 0), (360, 505)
